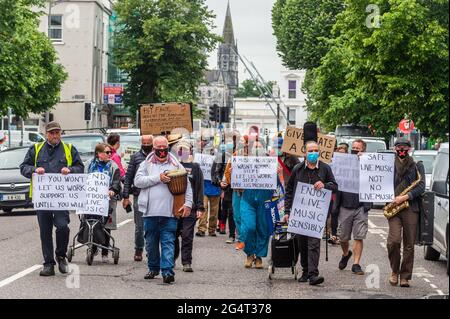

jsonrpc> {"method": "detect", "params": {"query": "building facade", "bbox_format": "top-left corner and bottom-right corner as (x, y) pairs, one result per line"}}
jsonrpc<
(35, 0), (113, 132)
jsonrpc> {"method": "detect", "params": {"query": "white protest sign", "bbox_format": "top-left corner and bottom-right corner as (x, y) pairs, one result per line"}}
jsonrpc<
(359, 153), (395, 203)
(32, 174), (86, 211)
(231, 156), (278, 190)
(76, 173), (110, 217)
(330, 153), (360, 194)
(287, 182), (332, 239)
(194, 153), (215, 181)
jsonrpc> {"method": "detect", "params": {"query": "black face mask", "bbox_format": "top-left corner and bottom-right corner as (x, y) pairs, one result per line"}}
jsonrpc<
(155, 148), (169, 159)
(351, 150), (359, 155)
(396, 149), (408, 159)
(141, 145), (153, 154)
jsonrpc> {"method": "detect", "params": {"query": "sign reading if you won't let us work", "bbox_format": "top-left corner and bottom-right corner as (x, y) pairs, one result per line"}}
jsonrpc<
(287, 182), (332, 239)
(231, 156), (278, 190)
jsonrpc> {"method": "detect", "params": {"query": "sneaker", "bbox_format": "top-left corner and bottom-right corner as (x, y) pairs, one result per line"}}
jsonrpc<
(182, 264), (193, 272)
(389, 272), (399, 286)
(102, 255), (108, 263)
(144, 271), (159, 280)
(209, 232), (217, 237)
(235, 242), (245, 250)
(338, 250), (353, 270)
(56, 256), (69, 274)
(195, 231), (205, 237)
(226, 237), (235, 244)
(254, 257), (263, 269)
(309, 276), (325, 286)
(351, 264), (365, 275)
(162, 275), (175, 284)
(298, 272), (309, 283)
(134, 250), (143, 262)
(39, 265), (55, 277)
(244, 255), (255, 268)
(400, 279), (410, 288)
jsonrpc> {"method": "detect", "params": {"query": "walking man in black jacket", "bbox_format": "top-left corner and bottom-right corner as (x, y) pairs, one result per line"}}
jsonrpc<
(284, 141), (338, 285)
(20, 122), (84, 276)
(122, 135), (153, 261)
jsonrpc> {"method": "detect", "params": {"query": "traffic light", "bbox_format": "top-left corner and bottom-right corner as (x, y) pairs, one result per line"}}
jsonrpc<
(220, 107), (230, 123)
(84, 102), (92, 121)
(209, 104), (219, 122)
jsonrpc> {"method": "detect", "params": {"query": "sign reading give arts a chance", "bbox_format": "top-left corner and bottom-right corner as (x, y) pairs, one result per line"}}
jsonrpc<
(359, 153), (395, 203)
(231, 156), (278, 190)
(287, 182), (332, 239)
(194, 153), (215, 181)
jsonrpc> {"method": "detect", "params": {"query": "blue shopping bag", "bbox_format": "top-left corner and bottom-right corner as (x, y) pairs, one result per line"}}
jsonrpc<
(265, 198), (281, 235)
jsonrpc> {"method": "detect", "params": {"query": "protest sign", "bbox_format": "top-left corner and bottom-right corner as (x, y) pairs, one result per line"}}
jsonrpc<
(32, 174), (86, 211)
(194, 153), (215, 181)
(281, 126), (335, 163)
(359, 153), (395, 203)
(76, 173), (110, 217)
(330, 153), (360, 194)
(231, 156), (278, 190)
(287, 182), (332, 239)
(140, 103), (193, 135)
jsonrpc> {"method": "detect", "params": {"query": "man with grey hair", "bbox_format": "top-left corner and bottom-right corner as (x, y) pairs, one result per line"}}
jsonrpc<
(284, 140), (338, 285)
(134, 135), (193, 284)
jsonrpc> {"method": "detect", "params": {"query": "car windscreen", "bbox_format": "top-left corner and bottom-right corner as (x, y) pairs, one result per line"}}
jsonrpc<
(412, 154), (436, 174)
(365, 141), (386, 152)
(0, 148), (29, 169)
(62, 136), (104, 156)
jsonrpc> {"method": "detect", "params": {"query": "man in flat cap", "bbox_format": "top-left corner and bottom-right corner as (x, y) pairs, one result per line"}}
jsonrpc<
(387, 137), (425, 287)
(20, 122), (84, 276)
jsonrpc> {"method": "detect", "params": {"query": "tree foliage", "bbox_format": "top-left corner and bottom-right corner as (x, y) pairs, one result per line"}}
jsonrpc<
(235, 79), (275, 98)
(113, 0), (221, 117)
(0, 0), (67, 117)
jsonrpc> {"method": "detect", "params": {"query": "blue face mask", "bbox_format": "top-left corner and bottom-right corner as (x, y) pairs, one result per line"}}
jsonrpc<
(307, 151), (319, 164)
(219, 144), (226, 152)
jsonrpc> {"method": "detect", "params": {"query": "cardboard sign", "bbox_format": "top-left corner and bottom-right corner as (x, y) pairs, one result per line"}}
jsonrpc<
(76, 173), (110, 217)
(281, 126), (335, 163)
(287, 182), (332, 239)
(194, 153), (215, 181)
(359, 153), (395, 203)
(231, 156), (278, 190)
(32, 174), (87, 211)
(140, 103), (193, 135)
(330, 153), (360, 194)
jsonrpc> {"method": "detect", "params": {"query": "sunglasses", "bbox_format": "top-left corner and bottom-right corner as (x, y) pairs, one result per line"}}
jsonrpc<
(104, 151), (112, 155)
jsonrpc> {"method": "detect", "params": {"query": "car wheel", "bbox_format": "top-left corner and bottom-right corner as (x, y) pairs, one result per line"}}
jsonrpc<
(424, 246), (441, 261)
(1, 208), (12, 214)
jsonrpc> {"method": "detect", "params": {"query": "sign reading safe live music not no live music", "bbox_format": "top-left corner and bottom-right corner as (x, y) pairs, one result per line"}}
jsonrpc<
(140, 103), (193, 135)
(281, 126), (336, 163)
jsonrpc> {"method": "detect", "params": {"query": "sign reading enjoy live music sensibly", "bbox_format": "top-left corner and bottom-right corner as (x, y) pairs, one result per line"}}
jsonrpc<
(359, 153), (395, 203)
(76, 173), (110, 217)
(287, 182), (332, 239)
(231, 156), (278, 190)
(281, 126), (336, 163)
(140, 103), (193, 135)
(330, 152), (360, 194)
(194, 153), (215, 181)
(32, 174), (87, 210)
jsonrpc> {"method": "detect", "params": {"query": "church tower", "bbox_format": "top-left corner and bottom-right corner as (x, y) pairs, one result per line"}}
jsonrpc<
(217, 1), (238, 108)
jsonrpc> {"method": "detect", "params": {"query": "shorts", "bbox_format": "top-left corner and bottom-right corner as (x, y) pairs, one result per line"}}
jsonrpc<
(337, 206), (368, 242)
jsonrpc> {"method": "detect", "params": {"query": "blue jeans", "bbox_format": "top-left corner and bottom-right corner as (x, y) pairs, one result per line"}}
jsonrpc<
(144, 216), (178, 277)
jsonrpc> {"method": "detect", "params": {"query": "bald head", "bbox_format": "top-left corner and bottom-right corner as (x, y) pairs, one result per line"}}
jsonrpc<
(141, 135), (153, 145)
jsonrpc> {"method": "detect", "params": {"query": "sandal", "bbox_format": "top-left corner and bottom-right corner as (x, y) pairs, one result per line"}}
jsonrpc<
(328, 236), (340, 245)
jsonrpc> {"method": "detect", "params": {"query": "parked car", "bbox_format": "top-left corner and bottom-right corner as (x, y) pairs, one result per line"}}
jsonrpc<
(335, 124), (373, 137)
(106, 128), (140, 137)
(0, 147), (33, 213)
(412, 150), (438, 190)
(61, 133), (106, 164)
(1, 130), (45, 148)
(423, 142), (448, 275)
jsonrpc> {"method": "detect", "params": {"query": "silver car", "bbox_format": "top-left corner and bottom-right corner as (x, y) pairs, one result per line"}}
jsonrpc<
(412, 150), (438, 190)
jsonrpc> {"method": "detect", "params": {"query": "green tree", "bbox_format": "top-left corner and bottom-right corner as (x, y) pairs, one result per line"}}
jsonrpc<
(235, 79), (276, 98)
(0, 0), (67, 117)
(307, 0), (449, 138)
(272, 0), (344, 70)
(113, 0), (221, 117)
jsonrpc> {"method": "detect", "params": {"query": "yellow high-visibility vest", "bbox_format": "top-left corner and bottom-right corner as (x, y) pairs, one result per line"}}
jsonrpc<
(29, 141), (73, 198)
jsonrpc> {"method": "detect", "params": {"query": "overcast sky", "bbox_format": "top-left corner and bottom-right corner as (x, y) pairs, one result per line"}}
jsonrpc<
(204, 0), (284, 84)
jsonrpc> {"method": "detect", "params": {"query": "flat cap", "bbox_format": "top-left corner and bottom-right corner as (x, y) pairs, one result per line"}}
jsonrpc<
(394, 137), (412, 147)
(45, 121), (62, 132)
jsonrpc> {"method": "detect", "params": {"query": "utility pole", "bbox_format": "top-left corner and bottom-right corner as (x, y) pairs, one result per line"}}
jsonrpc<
(45, 0), (55, 124)
(7, 107), (12, 148)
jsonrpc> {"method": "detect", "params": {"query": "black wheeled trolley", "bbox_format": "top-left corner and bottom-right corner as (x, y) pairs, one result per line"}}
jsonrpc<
(268, 222), (298, 280)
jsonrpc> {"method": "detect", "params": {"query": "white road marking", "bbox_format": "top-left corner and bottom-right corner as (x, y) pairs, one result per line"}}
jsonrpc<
(0, 265), (42, 288)
(423, 278), (431, 283)
(437, 290), (444, 295)
(117, 219), (133, 228)
(380, 242), (387, 248)
(369, 228), (388, 235)
(413, 267), (435, 278)
(430, 284), (438, 289)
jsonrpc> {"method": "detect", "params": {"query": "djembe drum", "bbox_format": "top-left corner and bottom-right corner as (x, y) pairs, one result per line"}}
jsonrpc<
(165, 169), (188, 218)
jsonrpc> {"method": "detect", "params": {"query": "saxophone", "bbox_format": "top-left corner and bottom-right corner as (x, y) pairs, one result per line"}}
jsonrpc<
(384, 168), (421, 219)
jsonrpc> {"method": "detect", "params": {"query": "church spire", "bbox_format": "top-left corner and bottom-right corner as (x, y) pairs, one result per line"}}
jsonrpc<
(222, 1), (235, 46)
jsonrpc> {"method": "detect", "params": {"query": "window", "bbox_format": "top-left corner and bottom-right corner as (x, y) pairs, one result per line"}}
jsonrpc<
(49, 15), (63, 41)
(288, 80), (296, 99)
(288, 108), (296, 125)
